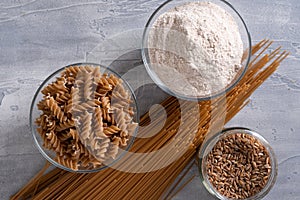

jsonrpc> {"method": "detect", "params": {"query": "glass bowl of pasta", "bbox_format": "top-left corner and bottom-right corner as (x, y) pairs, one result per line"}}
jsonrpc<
(30, 63), (139, 173)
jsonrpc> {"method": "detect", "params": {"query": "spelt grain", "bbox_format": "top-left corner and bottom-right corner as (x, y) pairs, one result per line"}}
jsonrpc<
(205, 133), (272, 199)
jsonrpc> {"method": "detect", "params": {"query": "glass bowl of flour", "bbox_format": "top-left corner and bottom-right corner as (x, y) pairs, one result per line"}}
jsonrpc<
(142, 0), (251, 101)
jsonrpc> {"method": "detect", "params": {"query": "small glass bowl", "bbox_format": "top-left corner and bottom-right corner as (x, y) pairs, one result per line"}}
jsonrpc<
(30, 63), (139, 173)
(142, 0), (252, 101)
(197, 127), (278, 200)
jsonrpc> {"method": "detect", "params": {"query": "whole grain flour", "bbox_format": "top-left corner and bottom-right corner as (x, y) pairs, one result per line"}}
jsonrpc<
(148, 2), (243, 97)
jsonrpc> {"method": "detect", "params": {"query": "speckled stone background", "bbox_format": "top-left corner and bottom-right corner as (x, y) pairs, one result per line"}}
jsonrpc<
(0, 0), (299, 199)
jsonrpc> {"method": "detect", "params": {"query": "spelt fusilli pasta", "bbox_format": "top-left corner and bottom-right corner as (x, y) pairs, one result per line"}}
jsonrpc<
(46, 97), (67, 123)
(36, 65), (138, 170)
(105, 137), (122, 159)
(46, 131), (64, 156)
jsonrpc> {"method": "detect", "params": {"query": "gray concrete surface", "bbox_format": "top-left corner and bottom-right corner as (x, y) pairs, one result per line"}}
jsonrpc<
(0, 0), (299, 199)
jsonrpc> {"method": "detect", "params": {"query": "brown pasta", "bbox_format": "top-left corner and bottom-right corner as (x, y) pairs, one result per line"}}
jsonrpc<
(101, 107), (113, 122)
(95, 88), (109, 97)
(126, 123), (139, 136)
(46, 131), (64, 156)
(67, 87), (80, 112)
(92, 137), (110, 159)
(62, 65), (94, 78)
(55, 119), (75, 132)
(35, 65), (138, 171)
(78, 142), (90, 157)
(98, 74), (112, 91)
(69, 128), (79, 142)
(105, 137), (122, 159)
(75, 71), (94, 101)
(103, 126), (120, 136)
(56, 155), (78, 171)
(46, 96), (67, 123)
(37, 99), (48, 110)
(57, 131), (72, 141)
(79, 111), (92, 141)
(71, 100), (99, 113)
(114, 108), (128, 134)
(12, 40), (290, 200)
(41, 79), (68, 96)
(93, 107), (107, 138)
(55, 92), (71, 104)
(101, 96), (110, 109)
(70, 149), (80, 160)
(37, 127), (49, 148)
(120, 137), (129, 147)
(92, 66), (102, 82)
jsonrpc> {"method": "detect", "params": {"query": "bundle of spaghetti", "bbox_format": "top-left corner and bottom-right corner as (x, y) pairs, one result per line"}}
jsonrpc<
(11, 40), (289, 200)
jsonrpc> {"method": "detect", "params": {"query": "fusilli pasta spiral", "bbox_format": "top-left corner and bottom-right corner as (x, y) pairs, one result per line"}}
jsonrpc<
(105, 137), (122, 159)
(46, 131), (64, 156)
(56, 155), (78, 171)
(36, 65), (138, 170)
(93, 107), (107, 138)
(46, 97), (67, 123)
(79, 111), (92, 141)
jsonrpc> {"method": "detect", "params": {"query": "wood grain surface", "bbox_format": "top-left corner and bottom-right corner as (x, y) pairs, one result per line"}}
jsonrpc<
(0, 0), (299, 199)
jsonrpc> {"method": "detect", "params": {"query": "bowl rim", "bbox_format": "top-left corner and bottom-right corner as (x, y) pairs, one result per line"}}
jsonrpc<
(197, 127), (278, 200)
(141, 0), (252, 101)
(30, 62), (140, 173)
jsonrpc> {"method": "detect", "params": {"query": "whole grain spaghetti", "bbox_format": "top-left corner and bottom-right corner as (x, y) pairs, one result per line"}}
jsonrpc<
(11, 40), (289, 200)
